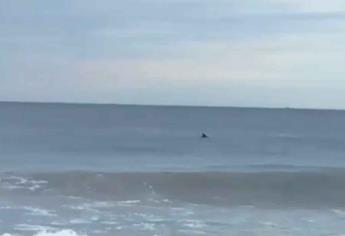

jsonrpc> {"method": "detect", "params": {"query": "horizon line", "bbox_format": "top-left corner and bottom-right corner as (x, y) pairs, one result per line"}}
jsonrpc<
(0, 100), (344, 112)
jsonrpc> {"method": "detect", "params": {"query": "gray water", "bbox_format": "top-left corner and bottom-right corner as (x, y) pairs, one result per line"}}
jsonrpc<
(1, 102), (345, 236)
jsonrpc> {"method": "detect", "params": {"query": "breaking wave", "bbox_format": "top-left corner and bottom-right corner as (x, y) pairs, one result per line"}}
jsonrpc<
(1, 230), (84, 236)
(3, 169), (341, 208)
(33, 230), (85, 236)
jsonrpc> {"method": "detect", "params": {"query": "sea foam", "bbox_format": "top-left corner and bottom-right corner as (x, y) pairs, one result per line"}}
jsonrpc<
(1, 230), (85, 236)
(33, 230), (85, 236)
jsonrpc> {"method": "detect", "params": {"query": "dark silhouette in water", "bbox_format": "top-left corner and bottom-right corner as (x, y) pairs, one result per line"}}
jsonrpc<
(201, 133), (208, 138)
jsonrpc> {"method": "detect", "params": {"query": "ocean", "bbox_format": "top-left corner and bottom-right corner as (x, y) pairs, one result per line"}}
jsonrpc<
(1, 102), (345, 235)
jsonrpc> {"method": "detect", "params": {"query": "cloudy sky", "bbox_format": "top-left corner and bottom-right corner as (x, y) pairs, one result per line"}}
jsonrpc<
(1, 0), (345, 108)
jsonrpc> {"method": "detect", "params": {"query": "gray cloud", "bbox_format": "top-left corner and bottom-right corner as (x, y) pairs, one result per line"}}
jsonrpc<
(1, 0), (345, 108)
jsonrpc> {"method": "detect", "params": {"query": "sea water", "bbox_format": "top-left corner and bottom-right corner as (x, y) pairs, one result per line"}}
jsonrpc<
(1, 102), (345, 235)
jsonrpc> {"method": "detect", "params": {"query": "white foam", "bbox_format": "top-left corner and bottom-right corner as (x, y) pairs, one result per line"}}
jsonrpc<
(117, 200), (141, 207)
(178, 229), (206, 235)
(134, 222), (156, 231)
(132, 213), (165, 223)
(69, 218), (92, 224)
(260, 221), (279, 228)
(33, 230), (85, 236)
(90, 216), (100, 222)
(182, 220), (206, 229)
(23, 207), (56, 217)
(171, 207), (195, 216)
(332, 209), (345, 217)
(15, 224), (55, 232)
(0, 175), (47, 191)
(67, 201), (115, 212)
(101, 220), (118, 225)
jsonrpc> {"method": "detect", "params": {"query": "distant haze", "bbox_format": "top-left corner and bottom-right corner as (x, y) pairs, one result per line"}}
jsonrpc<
(1, 0), (345, 109)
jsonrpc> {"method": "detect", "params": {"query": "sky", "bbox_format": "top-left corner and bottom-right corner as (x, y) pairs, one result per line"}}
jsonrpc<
(1, 0), (345, 109)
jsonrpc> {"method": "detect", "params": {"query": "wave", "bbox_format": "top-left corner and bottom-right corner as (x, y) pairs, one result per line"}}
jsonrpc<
(1, 169), (340, 208)
(34, 230), (85, 236)
(1, 230), (84, 236)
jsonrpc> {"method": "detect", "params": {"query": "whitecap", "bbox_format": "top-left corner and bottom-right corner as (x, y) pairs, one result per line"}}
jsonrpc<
(69, 218), (92, 224)
(15, 224), (55, 232)
(133, 222), (156, 231)
(332, 209), (345, 217)
(117, 200), (141, 207)
(67, 201), (116, 212)
(178, 229), (206, 235)
(182, 219), (206, 229)
(33, 229), (85, 236)
(23, 207), (56, 217)
(260, 221), (279, 228)
(0, 175), (47, 191)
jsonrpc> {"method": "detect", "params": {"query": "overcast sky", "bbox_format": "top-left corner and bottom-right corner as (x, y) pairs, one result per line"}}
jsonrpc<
(1, 0), (345, 108)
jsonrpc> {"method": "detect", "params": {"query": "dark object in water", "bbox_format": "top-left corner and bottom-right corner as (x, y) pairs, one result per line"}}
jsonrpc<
(201, 133), (208, 138)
